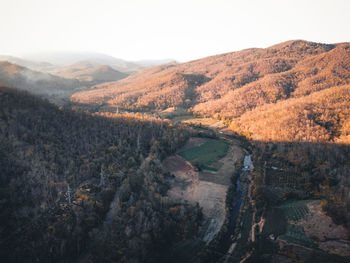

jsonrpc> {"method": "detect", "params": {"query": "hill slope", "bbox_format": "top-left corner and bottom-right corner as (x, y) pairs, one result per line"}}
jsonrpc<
(234, 84), (350, 142)
(49, 61), (128, 85)
(71, 40), (350, 142)
(0, 86), (201, 263)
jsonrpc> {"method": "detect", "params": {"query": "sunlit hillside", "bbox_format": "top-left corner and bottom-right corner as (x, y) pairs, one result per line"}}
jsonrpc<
(71, 40), (350, 143)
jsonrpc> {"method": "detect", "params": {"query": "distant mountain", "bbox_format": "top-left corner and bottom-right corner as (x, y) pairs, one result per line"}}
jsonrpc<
(0, 61), (84, 104)
(21, 51), (142, 73)
(133, 59), (177, 67)
(49, 61), (128, 85)
(20, 52), (178, 74)
(0, 55), (55, 72)
(0, 56), (129, 87)
(71, 40), (350, 143)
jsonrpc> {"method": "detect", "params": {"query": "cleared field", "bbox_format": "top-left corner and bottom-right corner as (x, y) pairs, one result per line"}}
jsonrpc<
(279, 224), (315, 247)
(279, 200), (311, 222)
(273, 200), (315, 248)
(182, 117), (226, 128)
(178, 139), (228, 171)
(159, 107), (191, 120)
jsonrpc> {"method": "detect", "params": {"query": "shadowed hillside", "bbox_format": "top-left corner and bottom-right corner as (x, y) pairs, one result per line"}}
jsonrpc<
(0, 86), (202, 263)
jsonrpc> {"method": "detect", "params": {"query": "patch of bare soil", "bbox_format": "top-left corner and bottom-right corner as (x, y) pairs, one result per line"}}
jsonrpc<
(319, 240), (350, 258)
(221, 128), (237, 136)
(162, 107), (176, 113)
(162, 155), (195, 178)
(208, 120), (226, 129)
(169, 180), (227, 218)
(168, 179), (227, 244)
(298, 200), (350, 257)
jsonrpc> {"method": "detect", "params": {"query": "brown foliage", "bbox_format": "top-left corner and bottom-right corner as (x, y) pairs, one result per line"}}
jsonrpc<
(71, 41), (350, 144)
(0, 86), (201, 263)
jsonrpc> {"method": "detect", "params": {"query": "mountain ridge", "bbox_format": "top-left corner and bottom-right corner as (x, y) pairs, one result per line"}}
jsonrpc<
(70, 40), (350, 143)
(48, 62), (129, 84)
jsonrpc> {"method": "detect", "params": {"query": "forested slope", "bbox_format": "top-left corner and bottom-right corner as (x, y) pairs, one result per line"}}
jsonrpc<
(233, 84), (350, 143)
(0, 86), (202, 263)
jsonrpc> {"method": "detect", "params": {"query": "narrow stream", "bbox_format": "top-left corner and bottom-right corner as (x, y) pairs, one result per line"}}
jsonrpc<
(226, 155), (252, 244)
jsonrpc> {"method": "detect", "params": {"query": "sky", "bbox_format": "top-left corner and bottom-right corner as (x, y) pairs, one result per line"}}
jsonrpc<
(0, 0), (349, 62)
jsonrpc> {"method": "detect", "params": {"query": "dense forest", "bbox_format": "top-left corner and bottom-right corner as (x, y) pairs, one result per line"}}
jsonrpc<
(0, 86), (202, 263)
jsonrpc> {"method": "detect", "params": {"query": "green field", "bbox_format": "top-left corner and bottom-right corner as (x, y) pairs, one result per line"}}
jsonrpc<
(178, 139), (228, 171)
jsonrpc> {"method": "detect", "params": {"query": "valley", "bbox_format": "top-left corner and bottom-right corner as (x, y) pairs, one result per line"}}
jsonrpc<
(1, 39), (350, 263)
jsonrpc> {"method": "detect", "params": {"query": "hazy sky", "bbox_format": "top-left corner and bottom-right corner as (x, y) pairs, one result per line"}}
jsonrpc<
(1, 0), (349, 61)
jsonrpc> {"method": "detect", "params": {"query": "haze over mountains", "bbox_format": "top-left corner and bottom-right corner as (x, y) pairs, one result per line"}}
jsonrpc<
(18, 51), (177, 73)
(0, 55), (56, 72)
(0, 61), (83, 103)
(0, 52), (177, 102)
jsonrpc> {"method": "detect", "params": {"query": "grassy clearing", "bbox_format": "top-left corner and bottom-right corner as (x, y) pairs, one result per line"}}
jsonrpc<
(178, 139), (228, 171)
